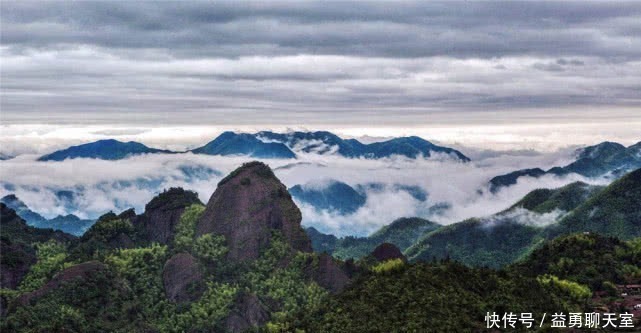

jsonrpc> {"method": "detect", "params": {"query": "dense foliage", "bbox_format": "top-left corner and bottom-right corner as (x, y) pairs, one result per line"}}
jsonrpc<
(293, 261), (572, 332)
(514, 233), (641, 289)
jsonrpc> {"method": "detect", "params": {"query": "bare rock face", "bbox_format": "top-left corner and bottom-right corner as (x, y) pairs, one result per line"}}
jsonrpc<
(162, 252), (204, 304)
(372, 242), (406, 262)
(304, 253), (351, 294)
(134, 188), (201, 245)
(224, 293), (271, 333)
(196, 162), (312, 262)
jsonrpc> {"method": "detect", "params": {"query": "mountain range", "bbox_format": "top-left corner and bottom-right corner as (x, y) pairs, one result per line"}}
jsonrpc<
(2, 162), (639, 331)
(488, 141), (641, 193)
(407, 169), (641, 267)
(0, 194), (94, 236)
(256, 131), (471, 161)
(38, 139), (173, 161)
(303, 167), (641, 269)
(289, 180), (427, 215)
(33, 131), (470, 162)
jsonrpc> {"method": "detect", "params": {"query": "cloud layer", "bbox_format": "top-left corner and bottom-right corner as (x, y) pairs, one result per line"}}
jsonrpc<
(1, 1), (640, 127)
(0, 147), (609, 237)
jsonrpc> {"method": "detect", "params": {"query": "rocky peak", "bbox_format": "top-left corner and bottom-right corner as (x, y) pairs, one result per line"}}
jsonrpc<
(196, 161), (312, 262)
(372, 242), (406, 262)
(134, 187), (202, 244)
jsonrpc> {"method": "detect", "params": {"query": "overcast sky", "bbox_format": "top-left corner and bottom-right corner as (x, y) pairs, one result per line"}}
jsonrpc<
(1, 1), (640, 145)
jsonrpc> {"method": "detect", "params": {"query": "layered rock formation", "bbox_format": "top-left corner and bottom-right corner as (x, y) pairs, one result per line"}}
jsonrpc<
(196, 161), (312, 262)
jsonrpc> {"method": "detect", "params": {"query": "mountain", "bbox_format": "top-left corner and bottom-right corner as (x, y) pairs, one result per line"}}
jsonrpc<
(196, 161), (312, 261)
(2, 162), (641, 332)
(294, 233), (641, 332)
(355, 183), (428, 202)
(406, 169), (641, 268)
(256, 131), (362, 156)
(488, 141), (641, 192)
(38, 139), (171, 161)
(0, 194), (94, 236)
(405, 181), (605, 268)
(0, 203), (76, 290)
(509, 181), (603, 213)
(256, 130), (470, 161)
(289, 181), (366, 214)
(307, 217), (441, 260)
(290, 180), (427, 216)
(295, 261), (573, 332)
(514, 233), (641, 290)
(33, 130), (470, 161)
(2, 162), (353, 332)
(191, 131), (296, 159)
(549, 167), (641, 239)
(561, 141), (641, 177)
(488, 168), (546, 193)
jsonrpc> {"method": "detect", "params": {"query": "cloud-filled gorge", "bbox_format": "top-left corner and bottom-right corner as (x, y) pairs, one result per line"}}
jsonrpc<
(0, 145), (608, 237)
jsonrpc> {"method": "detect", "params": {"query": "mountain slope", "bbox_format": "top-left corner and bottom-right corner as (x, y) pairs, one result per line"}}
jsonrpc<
(2, 162), (352, 333)
(509, 181), (603, 214)
(488, 168), (546, 193)
(38, 139), (171, 161)
(191, 132), (296, 159)
(488, 141), (641, 192)
(307, 217), (441, 260)
(513, 233), (641, 289)
(0, 203), (76, 289)
(289, 181), (366, 214)
(256, 131), (470, 161)
(549, 167), (641, 239)
(407, 169), (640, 268)
(406, 181), (605, 268)
(1, 194), (94, 236)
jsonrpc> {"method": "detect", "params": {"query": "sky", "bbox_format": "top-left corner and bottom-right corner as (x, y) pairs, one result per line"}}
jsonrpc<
(1, 1), (640, 150)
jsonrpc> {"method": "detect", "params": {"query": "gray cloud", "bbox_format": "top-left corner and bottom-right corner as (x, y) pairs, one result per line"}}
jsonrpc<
(0, 1), (640, 126)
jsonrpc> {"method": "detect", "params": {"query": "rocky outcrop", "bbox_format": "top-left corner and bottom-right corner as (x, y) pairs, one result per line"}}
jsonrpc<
(0, 203), (75, 289)
(372, 242), (406, 262)
(224, 293), (271, 333)
(17, 261), (108, 306)
(304, 253), (351, 294)
(0, 238), (36, 289)
(134, 188), (202, 244)
(162, 252), (204, 304)
(196, 162), (312, 262)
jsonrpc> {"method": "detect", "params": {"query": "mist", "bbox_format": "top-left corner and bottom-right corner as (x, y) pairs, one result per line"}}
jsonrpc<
(0, 140), (612, 236)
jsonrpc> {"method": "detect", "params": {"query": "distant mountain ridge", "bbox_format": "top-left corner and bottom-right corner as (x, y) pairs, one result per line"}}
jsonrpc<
(0, 194), (94, 236)
(191, 131), (296, 159)
(289, 180), (428, 216)
(256, 130), (470, 161)
(488, 141), (641, 192)
(306, 217), (441, 260)
(37, 131), (469, 161)
(38, 139), (172, 161)
(407, 168), (641, 268)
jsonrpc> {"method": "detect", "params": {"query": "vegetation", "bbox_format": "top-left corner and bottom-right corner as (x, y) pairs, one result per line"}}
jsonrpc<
(18, 240), (68, 292)
(2, 166), (640, 332)
(550, 168), (641, 238)
(173, 203), (205, 251)
(513, 233), (641, 289)
(405, 218), (542, 268)
(308, 217), (441, 260)
(293, 262), (571, 332)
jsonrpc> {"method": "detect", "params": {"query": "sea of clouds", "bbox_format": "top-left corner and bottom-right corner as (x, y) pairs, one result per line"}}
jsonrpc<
(0, 135), (613, 237)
